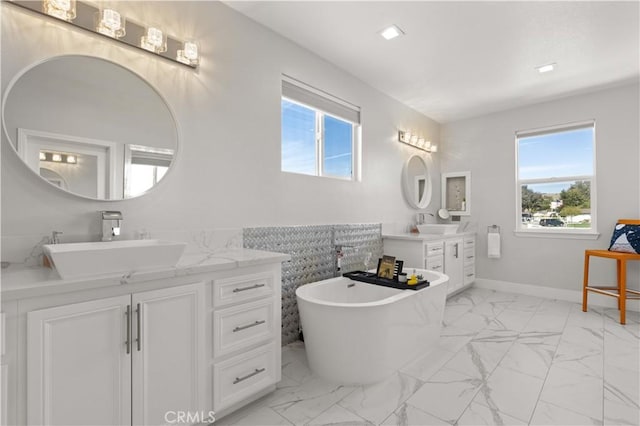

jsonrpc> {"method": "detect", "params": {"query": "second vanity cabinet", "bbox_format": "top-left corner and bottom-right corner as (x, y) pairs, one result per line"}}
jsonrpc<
(2, 252), (287, 426)
(383, 233), (476, 296)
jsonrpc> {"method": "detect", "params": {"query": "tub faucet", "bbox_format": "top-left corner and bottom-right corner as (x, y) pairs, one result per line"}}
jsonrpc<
(50, 231), (63, 244)
(101, 211), (123, 241)
(335, 244), (357, 275)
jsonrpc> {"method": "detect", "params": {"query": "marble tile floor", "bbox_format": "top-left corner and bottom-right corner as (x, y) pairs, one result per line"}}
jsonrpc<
(216, 287), (640, 426)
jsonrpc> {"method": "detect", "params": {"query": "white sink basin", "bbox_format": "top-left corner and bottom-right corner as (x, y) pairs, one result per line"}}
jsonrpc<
(417, 224), (459, 235)
(43, 240), (187, 279)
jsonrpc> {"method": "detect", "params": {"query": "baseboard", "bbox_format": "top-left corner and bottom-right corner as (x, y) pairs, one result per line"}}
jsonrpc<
(474, 278), (640, 312)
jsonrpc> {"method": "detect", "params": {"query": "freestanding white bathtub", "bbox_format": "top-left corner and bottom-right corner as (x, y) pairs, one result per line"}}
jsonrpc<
(296, 269), (448, 384)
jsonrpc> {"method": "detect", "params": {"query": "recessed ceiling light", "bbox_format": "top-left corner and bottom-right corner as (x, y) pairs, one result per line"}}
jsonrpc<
(536, 63), (556, 73)
(379, 25), (404, 40)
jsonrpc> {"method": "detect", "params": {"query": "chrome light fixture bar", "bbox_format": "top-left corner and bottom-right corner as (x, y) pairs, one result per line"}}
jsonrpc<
(9, 0), (200, 69)
(398, 130), (437, 153)
(40, 151), (78, 164)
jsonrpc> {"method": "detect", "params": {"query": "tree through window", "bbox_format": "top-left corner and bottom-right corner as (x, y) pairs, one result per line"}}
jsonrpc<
(516, 121), (596, 234)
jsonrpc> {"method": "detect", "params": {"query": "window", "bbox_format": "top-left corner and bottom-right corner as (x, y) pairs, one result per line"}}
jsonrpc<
(281, 76), (360, 180)
(516, 121), (596, 235)
(124, 144), (173, 197)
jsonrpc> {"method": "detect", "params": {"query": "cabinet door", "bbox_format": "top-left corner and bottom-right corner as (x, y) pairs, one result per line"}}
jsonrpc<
(131, 282), (205, 426)
(27, 295), (131, 426)
(444, 239), (464, 293)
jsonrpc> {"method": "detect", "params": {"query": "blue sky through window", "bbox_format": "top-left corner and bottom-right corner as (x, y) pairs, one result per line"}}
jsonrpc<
(282, 99), (353, 179)
(281, 100), (316, 175)
(323, 115), (352, 177)
(518, 127), (593, 193)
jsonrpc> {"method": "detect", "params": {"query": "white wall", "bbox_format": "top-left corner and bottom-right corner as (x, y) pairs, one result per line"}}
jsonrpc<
(441, 83), (640, 291)
(1, 1), (440, 258)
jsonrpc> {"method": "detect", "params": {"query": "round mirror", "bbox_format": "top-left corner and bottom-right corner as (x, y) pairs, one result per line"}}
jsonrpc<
(2, 55), (178, 200)
(438, 208), (451, 220)
(401, 155), (432, 209)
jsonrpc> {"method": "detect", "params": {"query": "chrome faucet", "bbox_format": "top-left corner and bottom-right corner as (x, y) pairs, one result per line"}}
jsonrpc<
(101, 211), (123, 241)
(50, 231), (63, 244)
(335, 244), (357, 275)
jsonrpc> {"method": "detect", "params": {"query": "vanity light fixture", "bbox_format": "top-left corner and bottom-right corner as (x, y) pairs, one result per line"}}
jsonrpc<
(95, 8), (125, 38)
(536, 62), (556, 73)
(141, 26), (167, 53)
(39, 151), (78, 164)
(379, 24), (404, 40)
(177, 41), (199, 66)
(43, 0), (75, 22)
(8, 0), (200, 69)
(398, 130), (437, 153)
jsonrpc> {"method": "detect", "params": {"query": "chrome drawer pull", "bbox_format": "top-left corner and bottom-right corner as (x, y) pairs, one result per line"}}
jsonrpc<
(232, 283), (265, 293)
(136, 303), (141, 352)
(466, 273), (474, 277)
(125, 305), (131, 354)
(233, 320), (266, 332)
(466, 256), (474, 259)
(233, 368), (266, 384)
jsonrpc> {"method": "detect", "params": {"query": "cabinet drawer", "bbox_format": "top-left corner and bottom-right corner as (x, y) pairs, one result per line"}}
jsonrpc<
(464, 238), (475, 249)
(464, 248), (475, 264)
(213, 343), (277, 411)
(214, 299), (275, 357)
(425, 242), (444, 256)
(425, 255), (444, 272)
(464, 265), (476, 285)
(213, 272), (274, 308)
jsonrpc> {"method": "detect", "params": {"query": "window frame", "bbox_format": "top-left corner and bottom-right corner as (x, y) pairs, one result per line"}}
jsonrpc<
(514, 120), (599, 239)
(281, 75), (361, 181)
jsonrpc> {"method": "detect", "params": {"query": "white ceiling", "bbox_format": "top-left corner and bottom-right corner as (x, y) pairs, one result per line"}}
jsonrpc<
(225, 1), (640, 123)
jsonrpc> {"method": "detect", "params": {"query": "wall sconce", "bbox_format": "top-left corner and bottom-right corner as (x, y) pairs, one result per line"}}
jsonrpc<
(141, 26), (167, 53)
(398, 130), (438, 153)
(95, 8), (125, 39)
(9, 0), (200, 69)
(43, 0), (75, 21)
(177, 41), (199, 67)
(40, 151), (78, 164)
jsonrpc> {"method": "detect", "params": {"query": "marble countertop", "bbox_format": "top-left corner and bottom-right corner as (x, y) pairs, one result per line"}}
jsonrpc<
(1, 248), (291, 301)
(382, 231), (476, 241)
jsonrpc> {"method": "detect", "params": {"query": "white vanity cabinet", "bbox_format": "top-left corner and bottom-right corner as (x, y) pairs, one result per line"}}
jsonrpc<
(2, 251), (287, 426)
(26, 283), (205, 426)
(1, 301), (17, 426)
(425, 241), (444, 273)
(383, 233), (476, 296)
(463, 237), (476, 285)
(444, 238), (464, 293)
(211, 272), (280, 414)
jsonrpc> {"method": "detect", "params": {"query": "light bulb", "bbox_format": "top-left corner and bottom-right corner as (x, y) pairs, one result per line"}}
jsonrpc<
(43, 0), (76, 21)
(96, 8), (125, 38)
(141, 27), (167, 53)
(177, 41), (199, 66)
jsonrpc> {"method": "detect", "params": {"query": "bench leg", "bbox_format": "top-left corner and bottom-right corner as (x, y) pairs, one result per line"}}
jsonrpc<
(619, 259), (626, 325)
(582, 253), (590, 312)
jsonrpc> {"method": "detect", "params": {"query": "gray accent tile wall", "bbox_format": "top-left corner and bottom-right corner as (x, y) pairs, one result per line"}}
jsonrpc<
(243, 224), (383, 345)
